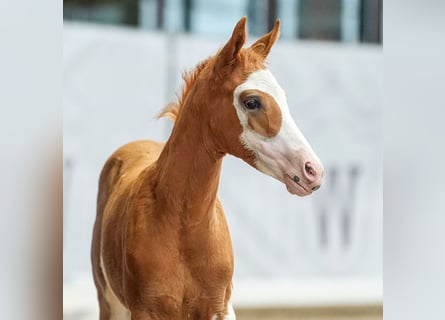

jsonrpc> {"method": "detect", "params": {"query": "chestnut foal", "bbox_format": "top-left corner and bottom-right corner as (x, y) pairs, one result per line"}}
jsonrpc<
(91, 17), (323, 320)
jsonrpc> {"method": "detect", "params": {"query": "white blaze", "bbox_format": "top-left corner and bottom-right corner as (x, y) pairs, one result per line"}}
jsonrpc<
(233, 69), (321, 182)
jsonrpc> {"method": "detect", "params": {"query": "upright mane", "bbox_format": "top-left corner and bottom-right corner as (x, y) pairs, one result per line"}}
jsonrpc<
(158, 57), (212, 122)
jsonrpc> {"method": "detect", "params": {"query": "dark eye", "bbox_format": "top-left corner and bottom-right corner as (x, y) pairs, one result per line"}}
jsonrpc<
(243, 98), (261, 110)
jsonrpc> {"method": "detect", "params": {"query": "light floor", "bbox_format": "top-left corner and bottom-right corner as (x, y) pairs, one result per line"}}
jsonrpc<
(235, 305), (382, 320)
(64, 305), (383, 320)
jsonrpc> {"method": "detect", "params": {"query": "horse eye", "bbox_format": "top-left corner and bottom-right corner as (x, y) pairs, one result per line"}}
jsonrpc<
(244, 98), (261, 110)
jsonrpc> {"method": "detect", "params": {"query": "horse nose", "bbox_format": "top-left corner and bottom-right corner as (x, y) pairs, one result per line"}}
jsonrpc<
(303, 161), (324, 191)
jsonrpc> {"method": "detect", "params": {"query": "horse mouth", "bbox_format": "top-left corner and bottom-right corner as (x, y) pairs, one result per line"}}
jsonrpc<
(284, 174), (311, 196)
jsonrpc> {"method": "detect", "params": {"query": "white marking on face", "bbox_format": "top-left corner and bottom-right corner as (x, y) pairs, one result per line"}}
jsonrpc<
(233, 69), (322, 190)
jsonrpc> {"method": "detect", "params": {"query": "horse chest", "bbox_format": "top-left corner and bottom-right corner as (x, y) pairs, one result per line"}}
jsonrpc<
(183, 241), (233, 286)
(122, 226), (233, 318)
(126, 215), (234, 285)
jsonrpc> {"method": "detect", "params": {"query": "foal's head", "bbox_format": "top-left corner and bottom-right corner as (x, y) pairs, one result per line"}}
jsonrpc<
(165, 17), (324, 196)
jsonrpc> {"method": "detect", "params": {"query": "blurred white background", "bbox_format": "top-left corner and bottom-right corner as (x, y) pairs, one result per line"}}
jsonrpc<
(4, 1), (445, 320)
(63, 1), (382, 319)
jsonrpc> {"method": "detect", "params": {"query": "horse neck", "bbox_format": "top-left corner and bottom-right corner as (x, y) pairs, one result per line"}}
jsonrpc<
(151, 96), (224, 224)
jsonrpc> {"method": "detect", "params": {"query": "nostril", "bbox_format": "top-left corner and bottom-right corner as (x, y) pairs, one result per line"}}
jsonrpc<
(304, 162), (316, 177)
(312, 185), (320, 191)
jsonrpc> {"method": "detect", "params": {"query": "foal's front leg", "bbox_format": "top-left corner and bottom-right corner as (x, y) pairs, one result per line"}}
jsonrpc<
(130, 310), (156, 320)
(210, 303), (236, 320)
(128, 294), (182, 320)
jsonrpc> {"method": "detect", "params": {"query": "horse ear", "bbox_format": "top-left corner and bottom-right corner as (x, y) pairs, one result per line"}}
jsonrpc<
(215, 17), (247, 72)
(250, 19), (280, 59)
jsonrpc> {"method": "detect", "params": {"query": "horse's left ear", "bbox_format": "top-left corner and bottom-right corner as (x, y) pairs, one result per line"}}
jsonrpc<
(215, 17), (247, 74)
(250, 19), (281, 59)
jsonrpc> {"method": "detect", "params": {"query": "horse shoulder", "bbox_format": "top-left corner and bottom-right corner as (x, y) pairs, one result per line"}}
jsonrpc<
(95, 140), (166, 300)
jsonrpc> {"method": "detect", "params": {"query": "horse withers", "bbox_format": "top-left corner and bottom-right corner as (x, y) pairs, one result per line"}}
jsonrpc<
(91, 17), (324, 320)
